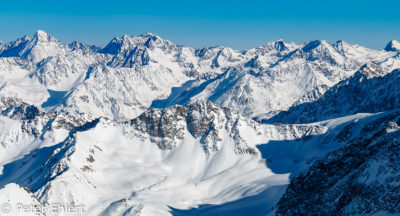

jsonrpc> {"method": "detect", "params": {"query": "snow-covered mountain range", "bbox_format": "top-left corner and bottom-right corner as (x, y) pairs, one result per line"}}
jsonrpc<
(0, 31), (399, 216)
(1, 31), (398, 121)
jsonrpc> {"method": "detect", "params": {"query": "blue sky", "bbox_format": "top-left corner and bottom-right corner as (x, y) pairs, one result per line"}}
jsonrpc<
(0, 0), (399, 50)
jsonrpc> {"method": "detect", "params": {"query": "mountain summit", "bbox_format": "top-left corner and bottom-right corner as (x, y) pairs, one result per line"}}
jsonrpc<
(384, 40), (400, 52)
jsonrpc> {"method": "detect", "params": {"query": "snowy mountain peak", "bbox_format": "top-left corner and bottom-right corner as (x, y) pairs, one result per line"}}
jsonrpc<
(274, 39), (288, 51)
(332, 40), (350, 51)
(334, 39), (349, 47)
(20, 35), (31, 42)
(17, 30), (66, 62)
(0, 35), (31, 57)
(34, 29), (48, 37)
(68, 40), (85, 50)
(245, 39), (296, 56)
(68, 40), (99, 52)
(11, 35), (31, 46)
(385, 40), (400, 52)
(302, 40), (323, 52)
(99, 37), (123, 54)
(32, 30), (58, 43)
(139, 32), (160, 38)
(100, 33), (166, 55)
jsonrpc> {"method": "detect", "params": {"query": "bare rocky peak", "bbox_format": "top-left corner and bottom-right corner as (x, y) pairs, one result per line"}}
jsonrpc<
(131, 101), (224, 146)
(358, 62), (385, 78)
(130, 101), (257, 154)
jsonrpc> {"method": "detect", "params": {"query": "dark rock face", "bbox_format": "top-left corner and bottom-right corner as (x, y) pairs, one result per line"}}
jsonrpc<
(185, 102), (219, 138)
(130, 101), (257, 154)
(0, 97), (97, 139)
(0, 97), (41, 120)
(275, 111), (400, 216)
(130, 104), (187, 149)
(130, 101), (223, 150)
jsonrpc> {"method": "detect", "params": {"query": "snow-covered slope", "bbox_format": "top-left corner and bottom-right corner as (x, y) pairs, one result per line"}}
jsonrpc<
(268, 64), (400, 124)
(0, 96), (382, 216)
(170, 110), (388, 215)
(0, 100), (330, 216)
(0, 183), (44, 216)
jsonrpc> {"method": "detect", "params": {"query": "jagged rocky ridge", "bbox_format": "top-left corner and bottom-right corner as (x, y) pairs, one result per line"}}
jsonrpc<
(268, 63), (400, 124)
(0, 31), (398, 121)
(151, 40), (398, 119)
(275, 110), (400, 216)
